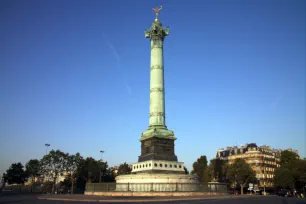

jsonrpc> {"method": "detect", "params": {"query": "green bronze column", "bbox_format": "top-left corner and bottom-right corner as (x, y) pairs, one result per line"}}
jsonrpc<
(145, 19), (169, 128)
(138, 8), (177, 163)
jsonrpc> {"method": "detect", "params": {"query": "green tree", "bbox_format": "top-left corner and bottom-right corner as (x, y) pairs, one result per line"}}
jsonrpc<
(66, 153), (83, 194)
(40, 149), (68, 194)
(274, 167), (295, 189)
(184, 166), (189, 175)
(280, 150), (299, 166)
(25, 159), (41, 185)
(5, 163), (27, 184)
(76, 157), (100, 183)
(227, 158), (256, 195)
(117, 163), (132, 175)
(274, 152), (306, 192)
(208, 158), (227, 182)
(75, 157), (115, 183)
(286, 160), (306, 191)
(191, 155), (208, 183)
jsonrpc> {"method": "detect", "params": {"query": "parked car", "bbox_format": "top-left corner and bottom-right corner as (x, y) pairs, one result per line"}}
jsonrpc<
(277, 189), (292, 197)
(231, 189), (240, 195)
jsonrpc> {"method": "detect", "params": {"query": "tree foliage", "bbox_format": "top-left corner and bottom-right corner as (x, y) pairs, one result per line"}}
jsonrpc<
(117, 162), (132, 175)
(207, 158), (228, 182)
(66, 153), (83, 194)
(191, 155), (209, 183)
(184, 166), (189, 175)
(274, 159), (306, 191)
(280, 150), (299, 166)
(5, 163), (27, 185)
(40, 149), (68, 193)
(25, 159), (41, 184)
(227, 158), (256, 194)
(75, 157), (115, 183)
(274, 167), (295, 189)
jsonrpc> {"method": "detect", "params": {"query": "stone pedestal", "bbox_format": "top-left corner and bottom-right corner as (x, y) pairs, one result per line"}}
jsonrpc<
(131, 160), (185, 174)
(115, 174), (199, 192)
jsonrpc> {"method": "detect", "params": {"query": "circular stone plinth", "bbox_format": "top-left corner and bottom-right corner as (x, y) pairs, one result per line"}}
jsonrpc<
(115, 173), (199, 192)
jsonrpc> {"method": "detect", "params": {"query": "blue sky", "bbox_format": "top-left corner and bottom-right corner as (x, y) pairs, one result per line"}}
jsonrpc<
(0, 0), (305, 176)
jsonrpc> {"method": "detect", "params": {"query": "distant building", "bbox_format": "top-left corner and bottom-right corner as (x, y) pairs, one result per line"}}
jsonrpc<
(216, 143), (299, 189)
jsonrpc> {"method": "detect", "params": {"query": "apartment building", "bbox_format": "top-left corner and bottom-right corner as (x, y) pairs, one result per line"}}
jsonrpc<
(216, 143), (299, 188)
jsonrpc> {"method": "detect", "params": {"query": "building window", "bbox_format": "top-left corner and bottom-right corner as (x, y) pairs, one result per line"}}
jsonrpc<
(160, 163), (163, 167)
(174, 165), (177, 168)
(179, 165), (182, 168)
(170, 164), (172, 168)
(165, 164), (168, 168)
(154, 163), (157, 167)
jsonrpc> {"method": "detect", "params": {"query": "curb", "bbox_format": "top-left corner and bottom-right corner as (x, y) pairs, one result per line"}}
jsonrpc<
(38, 195), (254, 203)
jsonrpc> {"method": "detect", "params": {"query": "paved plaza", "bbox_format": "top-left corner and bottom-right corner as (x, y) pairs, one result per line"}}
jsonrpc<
(1, 194), (306, 204)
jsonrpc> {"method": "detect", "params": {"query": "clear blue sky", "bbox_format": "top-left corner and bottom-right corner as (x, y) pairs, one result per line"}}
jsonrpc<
(0, 0), (305, 176)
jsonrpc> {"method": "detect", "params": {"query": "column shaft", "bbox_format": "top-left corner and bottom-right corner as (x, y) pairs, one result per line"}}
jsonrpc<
(149, 39), (165, 126)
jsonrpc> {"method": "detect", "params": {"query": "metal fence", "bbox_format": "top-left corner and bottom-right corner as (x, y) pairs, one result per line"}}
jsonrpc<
(1, 185), (42, 195)
(86, 183), (229, 193)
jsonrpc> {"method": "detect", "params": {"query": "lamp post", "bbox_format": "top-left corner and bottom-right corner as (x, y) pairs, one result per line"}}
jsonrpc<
(45, 144), (50, 155)
(99, 150), (104, 183)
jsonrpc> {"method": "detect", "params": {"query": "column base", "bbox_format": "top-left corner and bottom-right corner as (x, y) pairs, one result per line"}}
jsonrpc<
(140, 127), (176, 141)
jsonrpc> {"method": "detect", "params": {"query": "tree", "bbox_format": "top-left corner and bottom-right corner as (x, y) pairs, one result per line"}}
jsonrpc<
(274, 152), (306, 192)
(5, 163), (27, 185)
(280, 150), (299, 166)
(227, 158), (256, 195)
(75, 157), (115, 183)
(117, 163), (132, 175)
(40, 149), (68, 194)
(207, 158), (227, 182)
(184, 166), (189, 175)
(1, 173), (8, 194)
(66, 153), (83, 194)
(274, 167), (295, 190)
(191, 155), (208, 183)
(25, 159), (41, 185)
(279, 159), (306, 191)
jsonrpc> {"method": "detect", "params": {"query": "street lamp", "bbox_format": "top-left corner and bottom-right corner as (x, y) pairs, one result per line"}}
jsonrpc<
(99, 150), (104, 183)
(45, 144), (50, 155)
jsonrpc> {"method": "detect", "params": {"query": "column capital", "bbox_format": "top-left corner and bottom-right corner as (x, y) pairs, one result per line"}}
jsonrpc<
(145, 20), (169, 41)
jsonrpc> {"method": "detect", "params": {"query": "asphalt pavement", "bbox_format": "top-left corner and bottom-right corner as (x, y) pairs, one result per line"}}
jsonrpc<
(0, 194), (305, 204)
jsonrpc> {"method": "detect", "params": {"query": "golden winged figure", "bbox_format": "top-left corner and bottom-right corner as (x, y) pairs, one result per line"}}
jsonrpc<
(152, 5), (162, 20)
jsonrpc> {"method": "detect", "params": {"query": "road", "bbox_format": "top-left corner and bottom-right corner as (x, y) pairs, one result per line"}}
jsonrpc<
(0, 194), (305, 204)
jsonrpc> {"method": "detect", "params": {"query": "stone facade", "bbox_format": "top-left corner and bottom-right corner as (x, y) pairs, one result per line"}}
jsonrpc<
(215, 143), (299, 188)
(131, 160), (184, 174)
(139, 137), (177, 162)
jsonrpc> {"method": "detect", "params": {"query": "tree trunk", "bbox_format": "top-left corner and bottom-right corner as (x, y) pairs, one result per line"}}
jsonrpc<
(71, 177), (74, 194)
(52, 177), (56, 194)
(240, 184), (244, 195)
